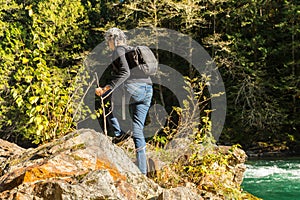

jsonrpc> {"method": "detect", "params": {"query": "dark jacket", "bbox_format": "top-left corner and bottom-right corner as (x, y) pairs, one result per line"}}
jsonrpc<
(108, 46), (152, 90)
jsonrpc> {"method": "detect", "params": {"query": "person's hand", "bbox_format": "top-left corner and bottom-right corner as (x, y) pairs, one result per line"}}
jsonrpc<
(95, 86), (111, 96)
(95, 87), (104, 96)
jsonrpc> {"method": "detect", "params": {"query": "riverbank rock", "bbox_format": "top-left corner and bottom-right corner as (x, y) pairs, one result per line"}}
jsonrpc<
(0, 129), (162, 199)
(0, 129), (251, 200)
(157, 186), (203, 200)
(145, 143), (247, 187)
(0, 139), (25, 176)
(246, 141), (293, 158)
(0, 129), (206, 200)
(218, 145), (247, 186)
(119, 136), (249, 199)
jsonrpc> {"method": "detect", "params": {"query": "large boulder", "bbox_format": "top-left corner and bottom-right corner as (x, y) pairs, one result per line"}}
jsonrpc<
(0, 139), (25, 176)
(0, 129), (162, 199)
(0, 129), (249, 200)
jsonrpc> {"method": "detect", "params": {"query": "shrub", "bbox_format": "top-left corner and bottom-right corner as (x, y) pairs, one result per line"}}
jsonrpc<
(0, 0), (89, 145)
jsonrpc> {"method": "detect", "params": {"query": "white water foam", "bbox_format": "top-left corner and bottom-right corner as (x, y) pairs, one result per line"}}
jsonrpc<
(244, 164), (300, 180)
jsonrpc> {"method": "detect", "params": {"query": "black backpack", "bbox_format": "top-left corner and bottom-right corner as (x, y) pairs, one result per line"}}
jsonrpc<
(125, 46), (158, 76)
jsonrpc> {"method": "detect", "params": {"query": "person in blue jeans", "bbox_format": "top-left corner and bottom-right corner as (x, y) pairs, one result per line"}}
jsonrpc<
(95, 28), (153, 175)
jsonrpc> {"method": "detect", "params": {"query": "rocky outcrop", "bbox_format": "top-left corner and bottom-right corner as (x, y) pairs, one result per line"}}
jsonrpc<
(0, 138), (25, 176)
(0, 129), (206, 200)
(246, 141), (294, 158)
(118, 133), (249, 199)
(146, 142), (247, 187)
(0, 129), (251, 200)
(157, 187), (203, 200)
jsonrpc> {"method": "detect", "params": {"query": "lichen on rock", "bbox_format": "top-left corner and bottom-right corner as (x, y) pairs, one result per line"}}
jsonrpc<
(0, 129), (258, 200)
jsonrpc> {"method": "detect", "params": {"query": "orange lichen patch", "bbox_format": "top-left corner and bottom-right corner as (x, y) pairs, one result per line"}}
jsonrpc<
(23, 166), (74, 183)
(22, 160), (88, 183)
(95, 159), (126, 181)
(77, 156), (96, 170)
(0, 166), (36, 193)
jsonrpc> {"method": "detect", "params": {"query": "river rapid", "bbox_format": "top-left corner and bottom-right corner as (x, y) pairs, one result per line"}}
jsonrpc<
(242, 157), (300, 200)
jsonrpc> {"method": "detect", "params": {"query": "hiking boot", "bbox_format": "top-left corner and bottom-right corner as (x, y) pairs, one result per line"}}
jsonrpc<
(112, 131), (132, 144)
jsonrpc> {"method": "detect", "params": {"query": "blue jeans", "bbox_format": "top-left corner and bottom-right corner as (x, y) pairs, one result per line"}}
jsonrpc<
(109, 82), (153, 175)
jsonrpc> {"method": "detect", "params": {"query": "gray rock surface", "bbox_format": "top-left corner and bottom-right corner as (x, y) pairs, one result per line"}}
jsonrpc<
(0, 129), (249, 200)
(0, 129), (161, 199)
(0, 138), (25, 176)
(157, 186), (204, 200)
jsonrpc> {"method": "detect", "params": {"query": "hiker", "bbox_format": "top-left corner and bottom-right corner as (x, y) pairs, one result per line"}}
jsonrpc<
(95, 27), (153, 175)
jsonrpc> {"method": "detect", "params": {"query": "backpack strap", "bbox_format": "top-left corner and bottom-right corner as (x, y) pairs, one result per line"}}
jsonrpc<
(121, 83), (126, 120)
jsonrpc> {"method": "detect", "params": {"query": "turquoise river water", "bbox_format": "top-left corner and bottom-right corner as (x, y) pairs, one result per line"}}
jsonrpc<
(242, 157), (300, 200)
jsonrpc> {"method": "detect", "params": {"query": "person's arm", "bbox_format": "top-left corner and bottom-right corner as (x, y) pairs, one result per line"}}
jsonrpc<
(108, 46), (130, 89)
(95, 46), (130, 96)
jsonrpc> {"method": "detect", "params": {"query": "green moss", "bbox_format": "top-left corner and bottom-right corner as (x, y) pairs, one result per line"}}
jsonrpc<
(70, 154), (85, 161)
(74, 172), (89, 182)
(71, 143), (85, 151)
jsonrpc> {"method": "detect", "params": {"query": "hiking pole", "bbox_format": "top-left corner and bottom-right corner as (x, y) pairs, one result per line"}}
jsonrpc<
(95, 73), (113, 136)
(100, 94), (107, 136)
(101, 92), (113, 136)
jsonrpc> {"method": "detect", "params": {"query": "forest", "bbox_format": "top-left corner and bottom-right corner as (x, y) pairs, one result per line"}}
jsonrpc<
(0, 0), (299, 155)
